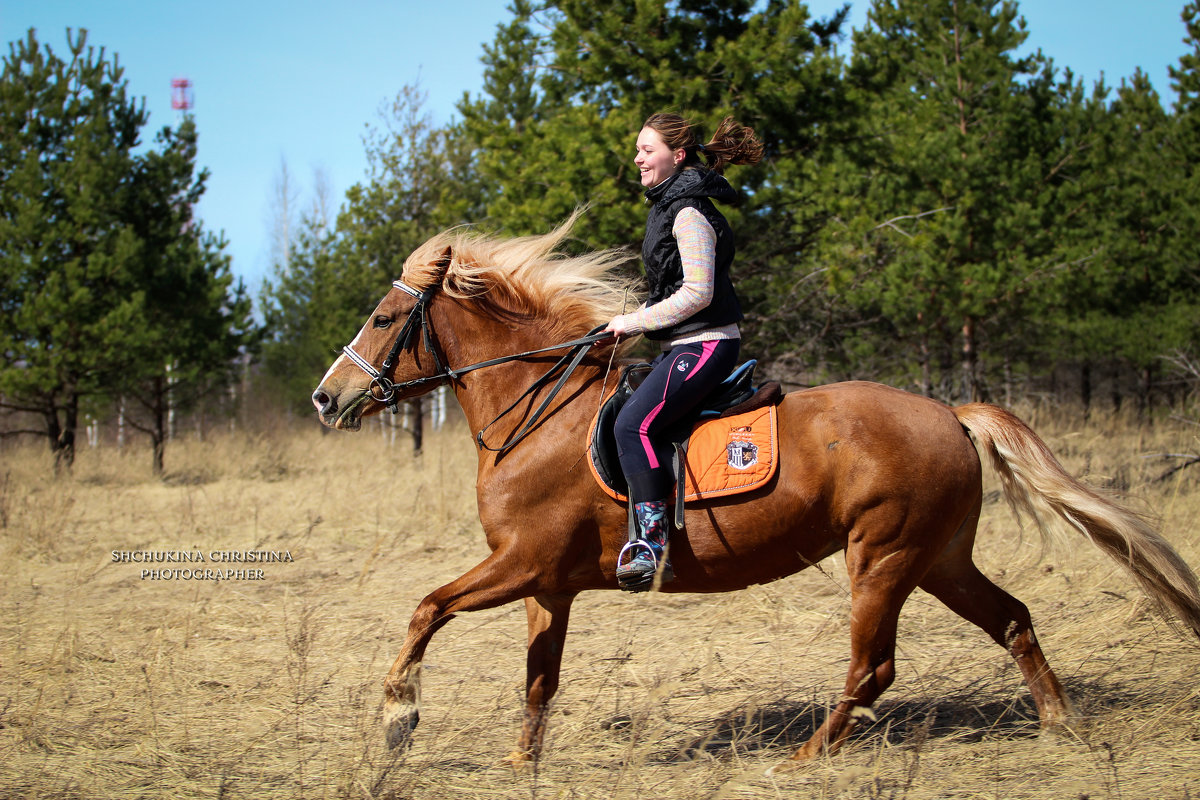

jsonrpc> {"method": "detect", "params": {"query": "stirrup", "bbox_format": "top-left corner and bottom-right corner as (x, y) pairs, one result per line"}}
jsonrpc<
(616, 540), (673, 592)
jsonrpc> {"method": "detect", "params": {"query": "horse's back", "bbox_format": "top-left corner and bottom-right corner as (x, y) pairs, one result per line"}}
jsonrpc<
(781, 380), (971, 443)
(775, 380), (983, 527)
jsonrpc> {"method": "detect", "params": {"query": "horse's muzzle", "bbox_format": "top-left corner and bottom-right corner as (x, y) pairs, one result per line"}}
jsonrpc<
(312, 385), (337, 420)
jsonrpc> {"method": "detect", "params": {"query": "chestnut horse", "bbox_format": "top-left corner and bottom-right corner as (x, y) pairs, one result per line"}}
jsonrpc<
(311, 217), (1200, 768)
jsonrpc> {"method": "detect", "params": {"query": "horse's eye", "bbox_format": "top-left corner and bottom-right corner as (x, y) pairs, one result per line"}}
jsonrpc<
(373, 315), (393, 329)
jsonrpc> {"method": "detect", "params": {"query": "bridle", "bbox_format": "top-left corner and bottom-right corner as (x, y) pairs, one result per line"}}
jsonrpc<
(340, 278), (613, 454)
(340, 280), (450, 408)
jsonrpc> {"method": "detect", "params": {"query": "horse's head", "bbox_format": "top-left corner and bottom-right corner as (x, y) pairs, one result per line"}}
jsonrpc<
(312, 250), (452, 431)
(312, 214), (640, 431)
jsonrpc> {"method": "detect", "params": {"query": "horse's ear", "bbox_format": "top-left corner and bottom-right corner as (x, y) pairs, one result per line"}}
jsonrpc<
(422, 246), (453, 291)
(434, 247), (452, 273)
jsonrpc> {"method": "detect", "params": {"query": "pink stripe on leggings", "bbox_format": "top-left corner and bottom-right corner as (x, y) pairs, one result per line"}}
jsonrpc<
(684, 341), (719, 381)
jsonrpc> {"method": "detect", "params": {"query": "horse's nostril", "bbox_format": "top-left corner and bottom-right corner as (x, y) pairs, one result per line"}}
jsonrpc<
(313, 388), (334, 414)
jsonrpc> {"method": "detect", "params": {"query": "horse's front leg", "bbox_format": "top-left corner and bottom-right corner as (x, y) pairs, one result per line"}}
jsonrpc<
(504, 593), (576, 766)
(383, 547), (539, 751)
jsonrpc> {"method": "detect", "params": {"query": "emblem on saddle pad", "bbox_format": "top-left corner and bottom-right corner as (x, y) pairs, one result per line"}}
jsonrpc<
(726, 426), (759, 470)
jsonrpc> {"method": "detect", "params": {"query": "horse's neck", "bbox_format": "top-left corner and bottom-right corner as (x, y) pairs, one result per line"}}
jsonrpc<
(433, 300), (612, 459)
(454, 357), (607, 442)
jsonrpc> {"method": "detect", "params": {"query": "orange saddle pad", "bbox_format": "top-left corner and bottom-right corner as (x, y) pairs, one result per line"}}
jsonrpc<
(588, 403), (778, 503)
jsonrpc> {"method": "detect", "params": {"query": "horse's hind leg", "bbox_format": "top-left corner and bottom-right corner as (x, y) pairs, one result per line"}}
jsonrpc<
(787, 518), (919, 764)
(918, 521), (1073, 730)
(790, 584), (905, 763)
(504, 593), (575, 766)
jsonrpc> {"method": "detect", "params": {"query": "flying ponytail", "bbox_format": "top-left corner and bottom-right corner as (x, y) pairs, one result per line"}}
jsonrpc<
(642, 113), (765, 174)
(700, 117), (764, 174)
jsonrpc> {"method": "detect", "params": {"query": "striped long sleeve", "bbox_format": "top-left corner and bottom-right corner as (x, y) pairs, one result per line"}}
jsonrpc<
(614, 207), (716, 334)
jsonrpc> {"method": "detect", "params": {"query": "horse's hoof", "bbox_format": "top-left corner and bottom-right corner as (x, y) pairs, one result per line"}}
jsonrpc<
(501, 750), (534, 771)
(766, 739), (823, 775)
(383, 700), (419, 750)
(1037, 702), (1080, 740)
(1037, 719), (1080, 744)
(765, 759), (806, 777)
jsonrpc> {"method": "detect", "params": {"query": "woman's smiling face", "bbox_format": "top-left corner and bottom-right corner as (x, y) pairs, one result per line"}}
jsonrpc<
(634, 126), (683, 189)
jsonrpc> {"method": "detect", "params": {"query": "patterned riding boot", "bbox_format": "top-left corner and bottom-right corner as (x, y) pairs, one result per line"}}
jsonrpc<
(616, 499), (675, 592)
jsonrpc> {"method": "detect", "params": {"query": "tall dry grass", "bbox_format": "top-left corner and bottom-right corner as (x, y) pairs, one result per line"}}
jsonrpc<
(0, 405), (1198, 799)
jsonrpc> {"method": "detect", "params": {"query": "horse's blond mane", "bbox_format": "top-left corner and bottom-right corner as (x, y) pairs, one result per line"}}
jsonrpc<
(401, 211), (643, 342)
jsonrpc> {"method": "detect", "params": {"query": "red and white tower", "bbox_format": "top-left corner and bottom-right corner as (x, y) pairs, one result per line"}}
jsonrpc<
(170, 77), (194, 118)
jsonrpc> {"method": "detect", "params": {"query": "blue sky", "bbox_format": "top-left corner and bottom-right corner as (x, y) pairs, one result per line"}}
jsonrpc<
(3, 1), (1194, 292)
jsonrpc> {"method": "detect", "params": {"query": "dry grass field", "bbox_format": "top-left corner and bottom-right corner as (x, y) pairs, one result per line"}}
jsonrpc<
(2, 404), (1199, 799)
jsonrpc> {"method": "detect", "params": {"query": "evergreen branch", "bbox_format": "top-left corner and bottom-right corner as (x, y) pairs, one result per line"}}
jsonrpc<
(0, 397), (52, 414)
(121, 416), (157, 437)
(873, 207), (955, 238)
(1044, 132), (1091, 183)
(1163, 350), (1200, 384)
(1145, 453), (1200, 483)
(0, 428), (48, 439)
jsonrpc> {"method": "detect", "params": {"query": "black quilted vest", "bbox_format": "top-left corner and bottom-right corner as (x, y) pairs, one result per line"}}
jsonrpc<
(641, 167), (744, 342)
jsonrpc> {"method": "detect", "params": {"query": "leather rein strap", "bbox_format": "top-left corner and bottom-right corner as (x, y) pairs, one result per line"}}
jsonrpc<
(341, 279), (611, 456)
(472, 322), (608, 454)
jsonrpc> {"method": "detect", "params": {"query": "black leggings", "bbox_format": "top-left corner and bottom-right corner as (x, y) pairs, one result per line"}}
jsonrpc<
(614, 339), (740, 502)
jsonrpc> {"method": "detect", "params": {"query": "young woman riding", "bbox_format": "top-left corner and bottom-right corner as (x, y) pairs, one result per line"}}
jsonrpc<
(606, 112), (764, 592)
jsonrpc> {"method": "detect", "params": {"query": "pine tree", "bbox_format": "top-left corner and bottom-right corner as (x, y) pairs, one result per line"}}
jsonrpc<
(0, 29), (150, 468)
(1159, 1), (1200, 404)
(825, 0), (1083, 401)
(1170, 2), (1200, 297)
(456, 0), (646, 249)
(1055, 4), (1200, 414)
(118, 120), (257, 474)
(0, 29), (254, 470)
(1060, 72), (1190, 413)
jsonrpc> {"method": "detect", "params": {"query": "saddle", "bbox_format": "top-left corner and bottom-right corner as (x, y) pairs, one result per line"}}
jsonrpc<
(588, 360), (783, 527)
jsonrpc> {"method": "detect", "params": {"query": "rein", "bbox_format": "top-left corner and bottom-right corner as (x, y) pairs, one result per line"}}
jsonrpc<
(341, 279), (613, 455)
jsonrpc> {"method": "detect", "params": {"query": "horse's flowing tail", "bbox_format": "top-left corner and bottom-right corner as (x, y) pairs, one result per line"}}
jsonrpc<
(955, 403), (1200, 642)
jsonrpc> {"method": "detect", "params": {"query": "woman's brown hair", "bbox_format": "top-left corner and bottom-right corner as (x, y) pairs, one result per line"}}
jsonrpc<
(642, 113), (764, 174)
